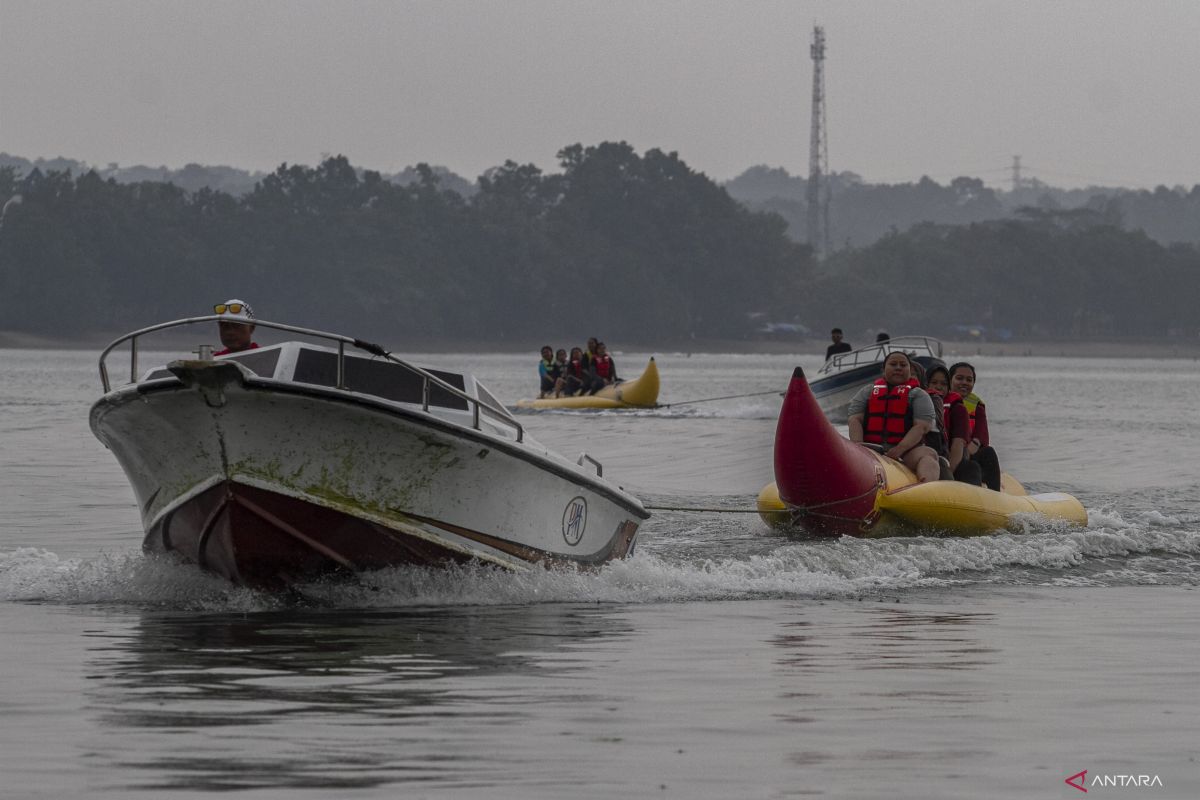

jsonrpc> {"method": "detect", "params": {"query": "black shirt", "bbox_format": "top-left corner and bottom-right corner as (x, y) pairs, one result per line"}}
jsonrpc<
(825, 341), (853, 360)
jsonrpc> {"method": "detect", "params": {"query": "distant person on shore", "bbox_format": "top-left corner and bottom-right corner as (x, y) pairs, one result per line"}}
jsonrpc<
(213, 299), (259, 356)
(826, 328), (853, 361)
(949, 362), (1002, 491)
(875, 332), (890, 343)
(848, 351), (941, 483)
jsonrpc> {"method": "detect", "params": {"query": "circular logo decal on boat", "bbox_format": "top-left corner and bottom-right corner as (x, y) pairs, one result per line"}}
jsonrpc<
(562, 496), (587, 546)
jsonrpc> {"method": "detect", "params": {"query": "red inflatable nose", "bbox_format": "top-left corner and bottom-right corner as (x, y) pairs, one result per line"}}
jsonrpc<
(773, 367), (881, 535)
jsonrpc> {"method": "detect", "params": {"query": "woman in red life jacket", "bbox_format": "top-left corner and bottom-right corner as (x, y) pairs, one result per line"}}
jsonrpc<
(948, 362), (1002, 491)
(848, 351), (941, 483)
(927, 365), (983, 486)
(589, 341), (618, 394)
(561, 347), (589, 396)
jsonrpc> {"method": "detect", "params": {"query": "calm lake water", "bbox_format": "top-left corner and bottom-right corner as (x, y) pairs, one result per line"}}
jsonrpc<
(2, 347), (1199, 798)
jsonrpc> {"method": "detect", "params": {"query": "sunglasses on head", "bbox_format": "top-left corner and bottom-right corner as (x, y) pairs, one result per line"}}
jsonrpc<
(214, 303), (246, 315)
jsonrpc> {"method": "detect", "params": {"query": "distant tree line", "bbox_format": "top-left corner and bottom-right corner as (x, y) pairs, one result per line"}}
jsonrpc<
(7, 150), (1195, 251)
(0, 152), (477, 199)
(803, 208), (1200, 340)
(724, 166), (1200, 249)
(0, 145), (809, 342)
(2, 145), (1197, 345)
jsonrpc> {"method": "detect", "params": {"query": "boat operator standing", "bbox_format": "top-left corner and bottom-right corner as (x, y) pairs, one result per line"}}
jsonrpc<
(826, 327), (852, 361)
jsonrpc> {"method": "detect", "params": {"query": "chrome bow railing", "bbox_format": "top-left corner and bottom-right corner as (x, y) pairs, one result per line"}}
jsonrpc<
(97, 316), (524, 442)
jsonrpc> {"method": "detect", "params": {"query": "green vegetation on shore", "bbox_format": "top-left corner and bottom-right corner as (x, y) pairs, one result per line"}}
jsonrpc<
(1, 145), (1197, 345)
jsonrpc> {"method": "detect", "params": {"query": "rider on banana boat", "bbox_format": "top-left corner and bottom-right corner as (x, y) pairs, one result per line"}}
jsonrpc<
(560, 346), (591, 396)
(589, 341), (619, 394)
(537, 346), (564, 398)
(847, 351), (942, 483)
(948, 362), (1002, 491)
(926, 364), (984, 486)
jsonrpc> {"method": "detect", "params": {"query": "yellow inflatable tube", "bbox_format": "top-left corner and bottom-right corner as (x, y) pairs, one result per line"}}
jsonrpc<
(759, 452), (1087, 537)
(517, 357), (659, 410)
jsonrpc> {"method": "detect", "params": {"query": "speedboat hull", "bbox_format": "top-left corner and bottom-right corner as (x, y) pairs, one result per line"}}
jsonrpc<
(761, 367), (1087, 537)
(517, 358), (659, 409)
(91, 358), (646, 587)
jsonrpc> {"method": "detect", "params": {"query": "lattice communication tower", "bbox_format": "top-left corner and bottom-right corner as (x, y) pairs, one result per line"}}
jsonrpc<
(806, 25), (830, 257)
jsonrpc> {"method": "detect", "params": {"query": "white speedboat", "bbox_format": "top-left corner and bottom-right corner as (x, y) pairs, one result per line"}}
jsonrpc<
(90, 317), (649, 588)
(810, 336), (945, 421)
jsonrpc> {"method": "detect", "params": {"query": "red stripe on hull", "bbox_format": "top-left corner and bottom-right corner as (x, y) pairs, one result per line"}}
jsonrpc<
(773, 367), (882, 536)
(146, 482), (642, 588)
(147, 482), (475, 588)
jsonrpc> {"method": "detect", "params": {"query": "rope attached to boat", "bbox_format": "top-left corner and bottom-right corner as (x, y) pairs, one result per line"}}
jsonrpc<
(645, 475), (884, 518)
(646, 473), (885, 524)
(656, 389), (782, 409)
(785, 474), (887, 524)
(643, 505), (764, 513)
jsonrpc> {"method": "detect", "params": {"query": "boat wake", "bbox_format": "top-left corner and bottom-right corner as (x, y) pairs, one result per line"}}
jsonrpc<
(2, 502), (1196, 612)
(0, 548), (275, 610)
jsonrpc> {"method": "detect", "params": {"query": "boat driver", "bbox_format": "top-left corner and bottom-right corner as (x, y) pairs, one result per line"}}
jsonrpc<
(213, 299), (259, 355)
(825, 327), (853, 361)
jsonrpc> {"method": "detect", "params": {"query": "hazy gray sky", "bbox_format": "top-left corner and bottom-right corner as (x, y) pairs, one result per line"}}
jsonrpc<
(2, 0), (1197, 189)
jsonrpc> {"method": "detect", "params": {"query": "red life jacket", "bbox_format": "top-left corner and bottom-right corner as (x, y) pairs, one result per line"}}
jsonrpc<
(863, 378), (919, 445)
(567, 359), (585, 379)
(593, 354), (614, 380)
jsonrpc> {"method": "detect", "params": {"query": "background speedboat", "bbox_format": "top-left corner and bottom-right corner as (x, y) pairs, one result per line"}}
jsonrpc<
(810, 336), (945, 421)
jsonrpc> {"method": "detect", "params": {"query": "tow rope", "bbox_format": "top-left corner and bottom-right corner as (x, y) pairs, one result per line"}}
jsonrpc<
(656, 389), (782, 409)
(643, 505), (763, 513)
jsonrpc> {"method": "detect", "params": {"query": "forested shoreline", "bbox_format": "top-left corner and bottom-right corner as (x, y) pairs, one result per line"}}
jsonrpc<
(1, 144), (1197, 345)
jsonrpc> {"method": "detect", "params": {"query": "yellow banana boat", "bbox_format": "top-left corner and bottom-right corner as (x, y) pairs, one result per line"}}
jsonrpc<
(517, 357), (659, 410)
(759, 366), (1087, 536)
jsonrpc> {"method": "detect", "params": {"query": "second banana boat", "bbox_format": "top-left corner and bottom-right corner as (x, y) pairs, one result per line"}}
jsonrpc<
(516, 357), (660, 410)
